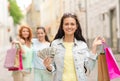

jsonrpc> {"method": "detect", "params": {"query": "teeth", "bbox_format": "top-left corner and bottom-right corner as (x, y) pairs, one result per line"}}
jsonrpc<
(67, 30), (72, 31)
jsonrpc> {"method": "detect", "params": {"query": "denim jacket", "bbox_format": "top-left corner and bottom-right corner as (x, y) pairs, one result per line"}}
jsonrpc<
(50, 38), (98, 81)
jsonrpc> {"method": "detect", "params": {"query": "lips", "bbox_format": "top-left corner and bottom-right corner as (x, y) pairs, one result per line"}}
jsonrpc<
(66, 29), (73, 32)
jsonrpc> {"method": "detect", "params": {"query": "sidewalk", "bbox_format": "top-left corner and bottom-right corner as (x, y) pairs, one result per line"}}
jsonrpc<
(0, 46), (13, 81)
(114, 54), (120, 62)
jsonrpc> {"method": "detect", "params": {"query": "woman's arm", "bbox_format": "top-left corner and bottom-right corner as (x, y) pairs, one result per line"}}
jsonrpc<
(12, 38), (25, 54)
(85, 36), (105, 71)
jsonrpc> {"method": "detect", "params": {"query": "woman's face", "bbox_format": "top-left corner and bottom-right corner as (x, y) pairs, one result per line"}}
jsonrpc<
(37, 29), (46, 41)
(21, 28), (30, 39)
(63, 17), (77, 36)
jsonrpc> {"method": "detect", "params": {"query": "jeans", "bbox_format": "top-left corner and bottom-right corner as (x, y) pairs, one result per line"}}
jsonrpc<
(34, 68), (52, 81)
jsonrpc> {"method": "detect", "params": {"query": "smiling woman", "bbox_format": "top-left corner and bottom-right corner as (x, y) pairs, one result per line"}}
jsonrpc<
(43, 13), (105, 81)
(12, 25), (33, 81)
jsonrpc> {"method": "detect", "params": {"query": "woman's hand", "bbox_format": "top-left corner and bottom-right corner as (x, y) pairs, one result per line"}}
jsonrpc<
(92, 36), (105, 54)
(43, 57), (52, 71)
(12, 39), (25, 54)
(18, 38), (25, 45)
(12, 40), (20, 44)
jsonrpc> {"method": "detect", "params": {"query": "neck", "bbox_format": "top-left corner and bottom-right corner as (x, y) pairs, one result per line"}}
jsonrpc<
(38, 39), (46, 43)
(24, 38), (29, 42)
(24, 38), (31, 46)
(64, 35), (74, 42)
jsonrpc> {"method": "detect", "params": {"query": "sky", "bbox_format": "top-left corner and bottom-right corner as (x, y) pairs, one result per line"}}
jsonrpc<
(16, 0), (32, 10)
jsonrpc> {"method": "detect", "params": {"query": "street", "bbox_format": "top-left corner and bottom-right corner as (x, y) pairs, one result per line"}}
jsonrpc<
(0, 47), (13, 81)
(0, 0), (120, 81)
(0, 48), (120, 81)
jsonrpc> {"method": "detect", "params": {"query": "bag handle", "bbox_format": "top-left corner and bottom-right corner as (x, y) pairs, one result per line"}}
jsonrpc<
(102, 42), (108, 49)
(99, 42), (109, 55)
(11, 43), (17, 48)
(11, 43), (21, 49)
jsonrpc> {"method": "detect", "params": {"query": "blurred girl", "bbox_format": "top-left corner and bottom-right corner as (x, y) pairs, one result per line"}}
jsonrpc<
(12, 25), (33, 81)
(32, 27), (52, 81)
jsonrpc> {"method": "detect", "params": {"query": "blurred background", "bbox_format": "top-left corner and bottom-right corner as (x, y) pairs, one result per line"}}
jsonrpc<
(0, 0), (120, 81)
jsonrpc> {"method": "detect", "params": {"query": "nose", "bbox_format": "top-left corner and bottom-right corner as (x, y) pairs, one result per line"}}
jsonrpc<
(68, 24), (71, 28)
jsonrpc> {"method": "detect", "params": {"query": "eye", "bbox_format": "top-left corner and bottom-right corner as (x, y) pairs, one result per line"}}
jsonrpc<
(70, 23), (75, 26)
(64, 22), (69, 26)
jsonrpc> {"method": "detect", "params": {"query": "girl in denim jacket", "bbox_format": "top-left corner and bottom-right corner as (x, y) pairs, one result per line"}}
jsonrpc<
(43, 13), (105, 81)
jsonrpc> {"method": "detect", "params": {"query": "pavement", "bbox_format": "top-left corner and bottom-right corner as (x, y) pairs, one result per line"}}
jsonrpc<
(0, 47), (120, 81)
(0, 46), (13, 81)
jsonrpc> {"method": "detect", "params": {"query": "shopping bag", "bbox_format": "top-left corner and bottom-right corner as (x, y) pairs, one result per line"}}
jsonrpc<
(98, 53), (110, 81)
(13, 48), (20, 67)
(8, 43), (23, 71)
(8, 50), (23, 71)
(4, 44), (18, 68)
(104, 44), (120, 80)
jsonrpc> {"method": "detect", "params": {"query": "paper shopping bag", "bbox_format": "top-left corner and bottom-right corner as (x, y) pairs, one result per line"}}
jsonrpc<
(104, 47), (120, 80)
(9, 48), (23, 71)
(14, 48), (20, 67)
(4, 45), (18, 68)
(98, 53), (110, 81)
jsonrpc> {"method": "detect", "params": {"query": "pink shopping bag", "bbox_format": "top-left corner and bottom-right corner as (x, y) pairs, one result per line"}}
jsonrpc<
(103, 43), (120, 80)
(4, 45), (18, 68)
(8, 50), (23, 71)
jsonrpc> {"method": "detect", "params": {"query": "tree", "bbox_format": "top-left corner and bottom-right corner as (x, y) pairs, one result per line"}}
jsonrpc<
(8, 0), (23, 25)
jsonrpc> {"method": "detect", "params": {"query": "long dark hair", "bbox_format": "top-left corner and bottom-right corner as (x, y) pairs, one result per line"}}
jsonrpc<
(54, 13), (87, 73)
(54, 13), (86, 42)
(36, 27), (50, 42)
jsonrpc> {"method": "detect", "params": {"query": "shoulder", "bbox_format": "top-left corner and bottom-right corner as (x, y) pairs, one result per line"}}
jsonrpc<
(45, 41), (50, 44)
(51, 39), (61, 45)
(44, 42), (50, 46)
(77, 40), (87, 45)
(32, 38), (38, 43)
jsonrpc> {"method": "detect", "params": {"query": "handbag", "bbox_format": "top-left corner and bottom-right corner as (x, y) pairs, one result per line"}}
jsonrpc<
(8, 50), (23, 71)
(103, 43), (120, 80)
(98, 53), (110, 81)
(4, 44), (18, 68)
(13, 47), (20, 67)
(4, 43), (23, 71)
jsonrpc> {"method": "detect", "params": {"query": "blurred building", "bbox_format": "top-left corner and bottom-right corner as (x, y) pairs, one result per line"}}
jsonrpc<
(26, 0), (41, 37)
(25, 0), (120, 52)
(86, 0), (120, 52)
(40, 0), (63, 40)
(0, 0), (15, 53)
(26, 0), (86, 41)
